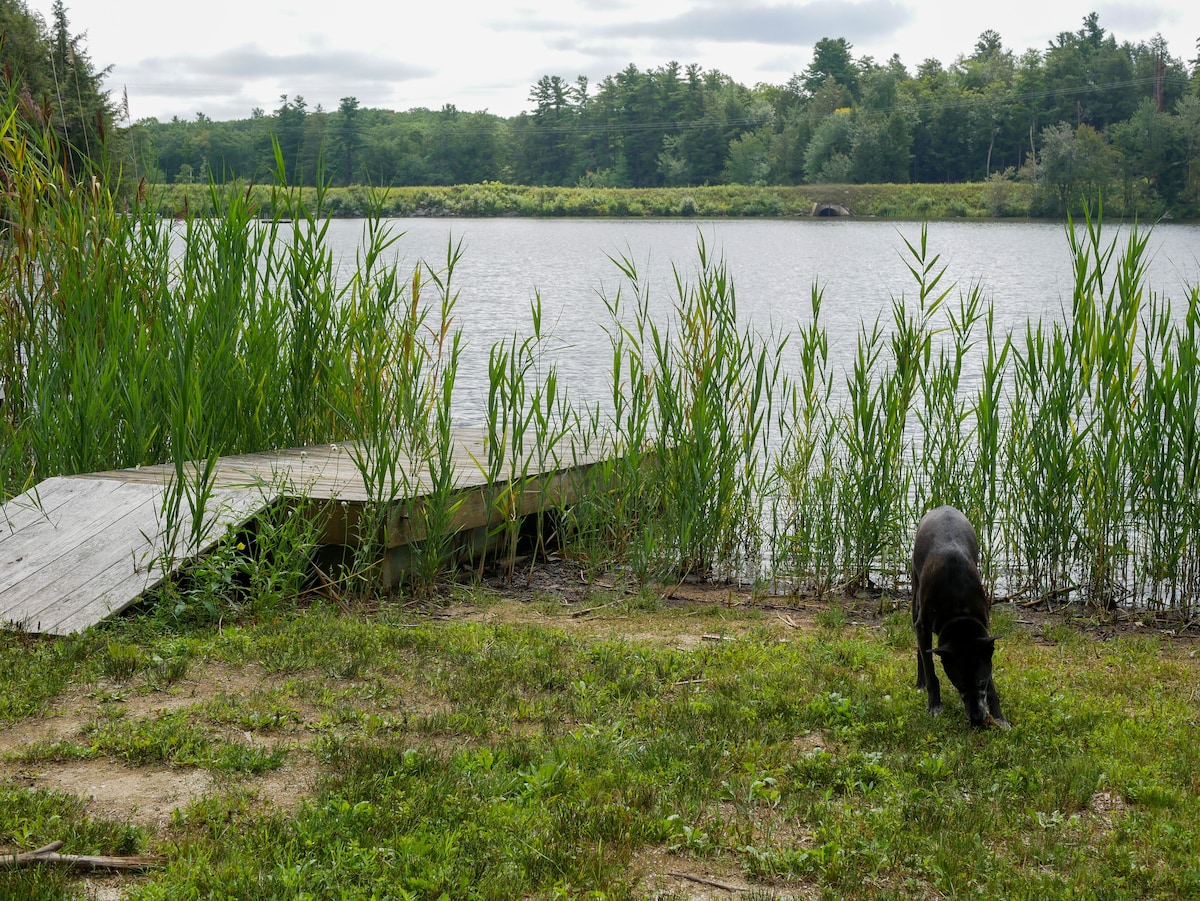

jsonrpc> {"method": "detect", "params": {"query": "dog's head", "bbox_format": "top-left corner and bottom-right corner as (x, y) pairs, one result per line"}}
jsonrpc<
(932, 635), (996, 727)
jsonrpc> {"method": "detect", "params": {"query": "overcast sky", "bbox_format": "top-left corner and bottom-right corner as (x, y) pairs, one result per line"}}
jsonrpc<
(27, 0), (1200, 123)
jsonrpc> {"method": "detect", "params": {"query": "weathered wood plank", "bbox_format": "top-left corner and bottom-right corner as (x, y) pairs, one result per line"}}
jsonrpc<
(1, 481), (268, 634)
(0, 480), (154, 596)
(386, 461), (603, 546)
(47, 489), (270, 635)
(1, 481), (167, 631)
(0, 477), (127, 538)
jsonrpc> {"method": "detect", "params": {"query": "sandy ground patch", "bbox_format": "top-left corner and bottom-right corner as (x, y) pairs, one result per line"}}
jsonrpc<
(5, 758), (213, 830)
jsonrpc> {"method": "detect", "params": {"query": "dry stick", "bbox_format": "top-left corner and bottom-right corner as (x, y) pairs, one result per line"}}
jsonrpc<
(570, 597), (625, 618)
(310, 561), (346, 608)
(666, 870), (744, 892)
(2, 840), (164, 872)
(580, 568), (617, 590)
(779, 613), (803, 629)
(1018, 585), (1079, 609)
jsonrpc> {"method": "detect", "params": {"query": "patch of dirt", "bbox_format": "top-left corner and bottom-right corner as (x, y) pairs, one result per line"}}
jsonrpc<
(0, 661), (327, 844)
(632, 847), (755, 899)
(75, 875), (143, 901)
(466, 558), (901, 645)
(632, 846), (818, 900)
(6, 759), (212, 830)
(790, 730), (831, 756)
(0, 707), (88, 753)
(1084, 789), (1131, 833)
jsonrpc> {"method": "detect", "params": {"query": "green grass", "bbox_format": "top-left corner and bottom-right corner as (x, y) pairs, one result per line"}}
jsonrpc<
(1, 594), (1197, 899)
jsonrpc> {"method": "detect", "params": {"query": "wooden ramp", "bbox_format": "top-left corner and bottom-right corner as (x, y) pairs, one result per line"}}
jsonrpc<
(1, 429), (604, 636)
(0, 479), (272, 635)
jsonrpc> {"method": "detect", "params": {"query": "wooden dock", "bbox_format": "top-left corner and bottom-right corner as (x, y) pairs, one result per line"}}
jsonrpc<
(1, 429), (605, 636)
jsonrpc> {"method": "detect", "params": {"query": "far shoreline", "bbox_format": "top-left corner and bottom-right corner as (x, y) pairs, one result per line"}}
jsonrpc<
(138, 181), (1193, 223)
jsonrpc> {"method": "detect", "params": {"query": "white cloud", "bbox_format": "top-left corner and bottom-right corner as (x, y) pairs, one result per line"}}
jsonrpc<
(26, 0), (1200, 122)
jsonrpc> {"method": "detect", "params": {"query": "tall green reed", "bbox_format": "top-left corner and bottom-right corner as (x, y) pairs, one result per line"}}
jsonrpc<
(773, 284), (841, 594)
(1129, 279), (1200, 611)
(483, 292), (575, 582)
(1069, 211), (1147, 608)
(910, 282), (1011, 590)
(838, 226), (947, 588)
(592, 236), (786, 582)
(1004, 317), (1084, 598)
(999, 211), (1172, 607)
(965, 305), (1010, 584)
(330, 190), (466, 592)
(1, 109), (173, 485)
(557, 251), (659, 579)
(400, 239), (467, 590)
(913, 286), (984, 517)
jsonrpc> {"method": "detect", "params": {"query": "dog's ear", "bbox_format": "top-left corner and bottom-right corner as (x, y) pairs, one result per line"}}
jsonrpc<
(931, 644), (953, 659)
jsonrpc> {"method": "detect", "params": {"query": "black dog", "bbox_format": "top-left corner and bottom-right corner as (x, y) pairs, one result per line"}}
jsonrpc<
(911, 505), (1009, 729)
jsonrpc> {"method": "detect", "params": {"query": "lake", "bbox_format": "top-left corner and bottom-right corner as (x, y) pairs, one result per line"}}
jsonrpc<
(322, 217), (1200, 425)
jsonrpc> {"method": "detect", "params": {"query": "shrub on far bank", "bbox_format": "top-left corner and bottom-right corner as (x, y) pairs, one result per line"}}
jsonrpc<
(144, 181), (1048, 221)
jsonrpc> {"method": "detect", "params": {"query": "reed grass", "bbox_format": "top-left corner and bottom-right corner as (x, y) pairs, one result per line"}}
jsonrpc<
(773, 284), (841, 594)
(586, 236), (787, 583)
(5, 84), (1200, 615)
(483, 292), (574, 582)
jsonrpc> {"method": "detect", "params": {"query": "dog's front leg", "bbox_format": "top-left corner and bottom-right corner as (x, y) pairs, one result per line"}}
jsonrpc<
(914, 620), (942, 716)
(922, 650), (942, 716)
(986, 677), (1009, 729)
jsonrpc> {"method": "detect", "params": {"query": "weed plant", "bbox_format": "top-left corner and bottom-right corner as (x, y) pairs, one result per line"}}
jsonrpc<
(773, 284), (840, 594)
(483, 293), (574, 582)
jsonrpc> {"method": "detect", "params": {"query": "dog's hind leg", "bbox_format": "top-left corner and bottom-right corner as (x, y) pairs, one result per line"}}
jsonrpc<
(920, 645), (942, 716)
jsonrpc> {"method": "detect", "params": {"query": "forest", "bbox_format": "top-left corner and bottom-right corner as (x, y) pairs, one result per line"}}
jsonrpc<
(3, 0), (1200, 216)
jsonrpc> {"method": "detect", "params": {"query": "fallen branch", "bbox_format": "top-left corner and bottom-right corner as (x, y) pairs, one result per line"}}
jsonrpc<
(666, 870), (744, 892)
(570, 597), (625, 618)
(2, 840), (164, 872)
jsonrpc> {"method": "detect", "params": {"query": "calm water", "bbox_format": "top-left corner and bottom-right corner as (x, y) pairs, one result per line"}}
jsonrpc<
(323, 218), (1200, 425)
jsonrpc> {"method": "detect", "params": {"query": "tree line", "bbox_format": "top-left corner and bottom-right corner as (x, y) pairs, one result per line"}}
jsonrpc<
(0, 0), (113, 178)
(4, 2), (1200, 216)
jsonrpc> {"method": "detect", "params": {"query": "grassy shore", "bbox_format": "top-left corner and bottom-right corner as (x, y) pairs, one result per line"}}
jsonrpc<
(2, 577), (1198, 900)
(146, 180), (1041, 221)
